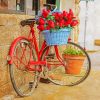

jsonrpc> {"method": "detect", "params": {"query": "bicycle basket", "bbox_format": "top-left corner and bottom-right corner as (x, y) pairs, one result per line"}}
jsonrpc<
(42, 28), (71, 46)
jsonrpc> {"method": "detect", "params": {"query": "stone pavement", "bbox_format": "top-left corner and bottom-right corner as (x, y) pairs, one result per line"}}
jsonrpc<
(1, 51), (100, 100)
(13, 71), (100, 100)
(13, 51), (100, 100)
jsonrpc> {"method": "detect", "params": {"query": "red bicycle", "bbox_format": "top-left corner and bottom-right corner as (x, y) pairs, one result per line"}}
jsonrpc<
(8, 4), (91, 97)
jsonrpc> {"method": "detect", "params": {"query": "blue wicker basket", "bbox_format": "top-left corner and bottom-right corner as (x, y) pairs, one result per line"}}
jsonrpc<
(42, 28), (71, 46)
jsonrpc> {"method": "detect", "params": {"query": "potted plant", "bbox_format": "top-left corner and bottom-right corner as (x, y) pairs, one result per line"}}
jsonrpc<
(37, 9), (78, 46)
(62, 46), (85, 75)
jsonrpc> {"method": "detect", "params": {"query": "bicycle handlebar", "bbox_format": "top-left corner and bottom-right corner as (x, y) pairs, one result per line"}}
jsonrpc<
(43, 4), (57, 11)
(20, 4), (57, 27)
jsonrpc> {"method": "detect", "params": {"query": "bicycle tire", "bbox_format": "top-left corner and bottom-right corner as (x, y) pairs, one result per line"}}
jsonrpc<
(9, 37), (38, 97)
(41, 42), (91, 86)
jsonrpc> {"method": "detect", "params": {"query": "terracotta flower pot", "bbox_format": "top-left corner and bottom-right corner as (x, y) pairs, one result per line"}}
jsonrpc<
(63, 55), (85, 75)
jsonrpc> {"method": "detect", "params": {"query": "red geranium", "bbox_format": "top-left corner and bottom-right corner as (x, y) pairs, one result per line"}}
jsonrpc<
(59, 20), (65, 27)
(37, 9), (78, 32)
(68, 9), (74, 18)
(38, 17), (45, 25)
(64, 21), (69, 27)
(37, 25), (45, 31)
(46, 26), (51, 30)
(42, 9), (50, 18)
(48, 20), (55, 28)
(71, 20), (78, 27)
(55, 22), (59, 27)
(52, 12), (60, 21)
(63, 11), (68, 19)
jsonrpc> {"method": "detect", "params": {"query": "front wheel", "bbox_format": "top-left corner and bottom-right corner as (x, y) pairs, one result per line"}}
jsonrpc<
(41, 42), (91, 86)
(9, 37), (38, 97)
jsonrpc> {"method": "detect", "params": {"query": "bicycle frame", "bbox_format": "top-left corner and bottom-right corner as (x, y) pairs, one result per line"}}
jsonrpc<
(8, 24), (65, 72)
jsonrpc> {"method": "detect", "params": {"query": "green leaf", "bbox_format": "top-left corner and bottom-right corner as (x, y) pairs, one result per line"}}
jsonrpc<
(63, 46), (84, 56)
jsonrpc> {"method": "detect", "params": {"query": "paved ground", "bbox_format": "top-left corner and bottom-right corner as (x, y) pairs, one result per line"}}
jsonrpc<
(13, 51), (100, 100)
(13, 71), (100, 100)
(1, 51), (100, 100)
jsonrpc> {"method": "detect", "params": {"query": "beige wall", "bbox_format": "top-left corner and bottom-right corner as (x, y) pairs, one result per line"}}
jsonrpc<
(8, 0), (16, 10)
(0, 14), (35, 97)
(79, 0), (100, 50)
(60, 0), (75, 11)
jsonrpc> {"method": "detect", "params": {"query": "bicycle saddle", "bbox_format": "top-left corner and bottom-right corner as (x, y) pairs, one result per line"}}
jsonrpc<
(20, 18), (36, 27)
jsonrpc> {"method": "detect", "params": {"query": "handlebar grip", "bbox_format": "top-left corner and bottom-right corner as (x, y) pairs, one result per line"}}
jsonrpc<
(43, 4), (56, 7)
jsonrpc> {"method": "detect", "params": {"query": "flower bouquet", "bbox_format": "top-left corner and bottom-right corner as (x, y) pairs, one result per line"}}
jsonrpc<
(37, 9), (78, 45)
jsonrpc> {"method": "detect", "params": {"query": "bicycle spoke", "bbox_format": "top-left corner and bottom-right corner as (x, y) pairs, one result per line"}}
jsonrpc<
(13, 56), (26, 66)
(41, 42), (91, 86)
(9, 38), (38, 96)
(19, 42), (28, 63)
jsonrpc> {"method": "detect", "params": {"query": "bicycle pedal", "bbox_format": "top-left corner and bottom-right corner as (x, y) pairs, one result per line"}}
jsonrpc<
(29, 82), (34, 88)
(48, 53), (55, 56)
(40, 78), (50, 84)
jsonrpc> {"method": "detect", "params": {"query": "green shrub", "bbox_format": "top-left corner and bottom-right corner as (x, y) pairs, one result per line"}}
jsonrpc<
(63, 47), (84, 56)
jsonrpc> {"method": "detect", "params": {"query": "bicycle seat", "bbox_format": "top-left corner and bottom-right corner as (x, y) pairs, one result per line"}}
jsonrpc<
(20, 18), (36, 27)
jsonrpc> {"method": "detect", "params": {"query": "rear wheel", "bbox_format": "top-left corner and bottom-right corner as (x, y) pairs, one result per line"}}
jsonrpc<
(9, 38), (38, 96)
(41, 42), (91, 86)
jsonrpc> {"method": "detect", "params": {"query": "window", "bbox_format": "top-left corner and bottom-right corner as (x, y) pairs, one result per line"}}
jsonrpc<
(0, 0), (41, 15)
(32, 0), (40, 15)
(0, 0), (25, 13)
(32, 0), (35, 10)
(16, 0), (25, 12)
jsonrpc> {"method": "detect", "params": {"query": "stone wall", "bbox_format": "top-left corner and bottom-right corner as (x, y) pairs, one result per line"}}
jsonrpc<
(0, 14), (35, 97)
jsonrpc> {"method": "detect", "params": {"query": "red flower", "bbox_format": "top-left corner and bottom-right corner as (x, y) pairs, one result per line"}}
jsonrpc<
(42, 9), (50, 18)
(73, 16), (76, 19)
(55, 22), (59, 27)
(46, 26), (51, 30)
(53, 12), (63, 21)
(37, 9), (78, 32)
(64, 19), (72, 27)
(38, 17), (45, 25)
(71, 20), (78, 27)
(64, 21), (69, 27)
(52, 12), (59, 21)
(67, 13), (72, 20)
(63, 11), (68, 19)
(67, 18), (72, 24)
(48, 20), (55, 28)
(69, 9), (74, 18)
(67, 9), (74, 20)
(59, 20), (65, 27)
(58, 13), (63, 20)
(37, 25), (45, 31)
